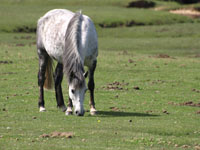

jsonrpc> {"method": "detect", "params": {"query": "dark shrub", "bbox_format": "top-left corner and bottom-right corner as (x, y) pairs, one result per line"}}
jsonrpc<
(161, 0), (200, 4)
(127, 0), (156, 8)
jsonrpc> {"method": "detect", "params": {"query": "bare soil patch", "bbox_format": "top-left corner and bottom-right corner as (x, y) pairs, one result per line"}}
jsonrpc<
(169, 101), (200, 107)
(155, 54), (171, 58)
(133, 86), (140, 90)
(170, 9), (200, 18)
(196, 110), (200, 114)
(163, 110), (170, 114)
(192, 88), (200, 93)
(151, 80), (166, 84)
(0, 72), (17, 75)
(149, 54), (175, 59)
(194, 54), (200, 58)
(180, 101), (200, 107)
(0, 61), (13, 64)
(118, 50), (131, 56)
(102, 81), (129, 91)
(40, 131), (74, 139)
(16, 43), (25, 47)
(109, 107), (120, 112)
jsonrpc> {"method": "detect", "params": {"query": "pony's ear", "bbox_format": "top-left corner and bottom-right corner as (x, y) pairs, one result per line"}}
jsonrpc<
(83, 71), (88, 78)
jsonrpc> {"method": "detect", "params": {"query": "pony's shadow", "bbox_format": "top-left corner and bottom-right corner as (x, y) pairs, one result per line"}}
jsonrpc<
(97, 111), (158, 117)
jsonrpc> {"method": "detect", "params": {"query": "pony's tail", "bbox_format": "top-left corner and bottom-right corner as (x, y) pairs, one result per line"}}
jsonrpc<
(44, 56), (54, 90)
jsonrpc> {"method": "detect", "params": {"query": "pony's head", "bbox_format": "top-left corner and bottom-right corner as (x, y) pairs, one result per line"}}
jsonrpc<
(68, 71), (88, 116)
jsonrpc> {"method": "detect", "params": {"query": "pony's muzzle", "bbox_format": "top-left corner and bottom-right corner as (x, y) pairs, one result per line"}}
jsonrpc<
(75, 110), (85, 116)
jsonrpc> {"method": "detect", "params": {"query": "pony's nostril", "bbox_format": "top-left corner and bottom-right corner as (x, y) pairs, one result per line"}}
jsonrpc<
(75, 111), (79, 115)
(75, 110), (84, 116)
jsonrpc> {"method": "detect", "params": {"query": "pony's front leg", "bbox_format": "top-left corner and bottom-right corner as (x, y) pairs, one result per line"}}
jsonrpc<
(38, 50), (48, 112)
(54, 63), (66, 112)
(65, 97), (73, 115)
(88, 60), (97, 115)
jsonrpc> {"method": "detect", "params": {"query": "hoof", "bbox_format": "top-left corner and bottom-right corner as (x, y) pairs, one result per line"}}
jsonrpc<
(90, 108), (97, 116)
(65, 107), (73, 116)
(65, 111), (73, 116)
(58, 105), (67, 112)
(39, 106), (46, 112)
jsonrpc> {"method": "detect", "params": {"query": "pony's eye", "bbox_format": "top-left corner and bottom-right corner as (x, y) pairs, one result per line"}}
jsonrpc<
(71, 89), (75, 94)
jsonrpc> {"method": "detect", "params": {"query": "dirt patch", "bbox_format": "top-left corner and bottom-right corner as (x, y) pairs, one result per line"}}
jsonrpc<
(192, 88), (200, 93)
(0, 61), (13, 64)
(16, 43), (25, 47)
(151, 80), (166, 84)
(181, 145), (191, 149)
(109, 107), (120, 112)
(194, 145), (200, 150)
(133, 86), (141, 90)
(163, 110), (169, 114)
(128, 59), (137, 66)
(40, 131), (74, 139)
(196, 110), (200, 114)
(180, 101), (200, 107)
(149, 54), (175, 59)
(169, 101), (200, 107)
(170, 9), (200, 18)
(102, 81), (141, 91)
(118, 50), (130, 56)
(128, 59), (135, 63)
(155, 54), (171, 58)
(0, 72), (17, 75)
(194, 54), (200, 58)
(127, 0), (155, 8)
(102, 81), (129, 91)
(146, 110), (153, 113)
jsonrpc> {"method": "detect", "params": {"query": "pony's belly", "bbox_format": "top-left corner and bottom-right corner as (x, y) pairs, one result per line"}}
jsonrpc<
(46, 45), (64, 63)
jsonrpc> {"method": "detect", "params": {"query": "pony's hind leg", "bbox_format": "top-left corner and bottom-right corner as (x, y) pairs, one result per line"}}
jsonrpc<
(54, 63), (66, 112)
(38, 49), (48, 112)
(88, 60), (97, 115)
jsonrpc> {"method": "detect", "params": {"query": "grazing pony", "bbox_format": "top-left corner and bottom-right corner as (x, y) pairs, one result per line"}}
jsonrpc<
(37, 9), (98, 116)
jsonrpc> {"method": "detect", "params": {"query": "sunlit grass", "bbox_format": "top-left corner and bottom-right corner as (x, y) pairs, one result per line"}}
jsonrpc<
(0, 0), (200, 149)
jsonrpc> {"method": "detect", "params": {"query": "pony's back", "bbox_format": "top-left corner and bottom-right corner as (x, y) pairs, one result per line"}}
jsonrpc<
(37, 9), (74, 63)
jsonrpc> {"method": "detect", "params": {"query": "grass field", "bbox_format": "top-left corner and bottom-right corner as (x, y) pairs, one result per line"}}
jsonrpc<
(0, 0), (200, 150)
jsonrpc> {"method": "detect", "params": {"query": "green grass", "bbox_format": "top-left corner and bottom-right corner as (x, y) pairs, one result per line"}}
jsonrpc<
(0, 0), (198, 32)
(0, 0), (200, 150)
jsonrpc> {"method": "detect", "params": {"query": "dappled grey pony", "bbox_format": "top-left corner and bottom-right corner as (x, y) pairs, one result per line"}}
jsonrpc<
(37, 9), (98, 116)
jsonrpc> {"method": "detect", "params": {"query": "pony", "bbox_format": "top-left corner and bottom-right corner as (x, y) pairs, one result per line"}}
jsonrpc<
(36, 9), (98, 116)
